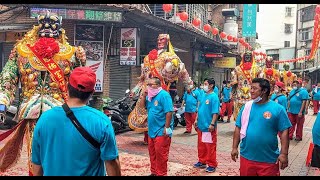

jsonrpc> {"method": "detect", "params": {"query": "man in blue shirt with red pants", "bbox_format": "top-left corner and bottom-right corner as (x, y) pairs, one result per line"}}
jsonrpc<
(140, 77), (174, 176)
(193, 78), (220, 173)
(288, 80), (309, 141)
(231, 78), (292, 176)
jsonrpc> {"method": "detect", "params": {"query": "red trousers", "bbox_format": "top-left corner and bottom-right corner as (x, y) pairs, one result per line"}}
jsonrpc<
(148, 135), (171, 176)
(220, 101), (233, 119)
(184, 112), (197, 132)
(144, 131), (148, 143)
(240, 156), (280, 176)
(313, 100), (319, 114)
(196, 128), (218, 167)
(288, 113), (305, 139)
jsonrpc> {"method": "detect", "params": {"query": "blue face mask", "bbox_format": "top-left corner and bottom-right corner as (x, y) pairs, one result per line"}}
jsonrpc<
(253, 96), (262, 103)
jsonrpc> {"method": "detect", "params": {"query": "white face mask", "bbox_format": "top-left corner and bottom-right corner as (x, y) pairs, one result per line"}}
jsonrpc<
(203, 85), (209, 92)
(274, 89), (279, 93)
(292, 86), (297, 90)
(200, 86), (204, 89)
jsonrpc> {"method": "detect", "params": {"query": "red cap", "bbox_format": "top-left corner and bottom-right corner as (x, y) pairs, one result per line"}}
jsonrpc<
(69, 67), (96, 92)
(275, 81), (285, 90)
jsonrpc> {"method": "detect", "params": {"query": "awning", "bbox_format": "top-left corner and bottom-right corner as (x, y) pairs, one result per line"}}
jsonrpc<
(0, 24), (32, 32)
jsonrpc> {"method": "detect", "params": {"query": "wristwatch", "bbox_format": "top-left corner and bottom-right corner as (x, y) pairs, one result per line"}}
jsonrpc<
(210, 123), (215, 126)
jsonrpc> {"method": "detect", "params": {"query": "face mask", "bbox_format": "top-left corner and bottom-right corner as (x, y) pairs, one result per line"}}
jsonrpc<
(292, 86), (297, 90)
(223, 84), (226, 87)
(188, 85), (193, 89)
(200, 86), (204, 89)
(274, 89), (279, 93)
(147, 86), (162, 101)
(203, 85), (209, 92)
(253, 96), (262, 103)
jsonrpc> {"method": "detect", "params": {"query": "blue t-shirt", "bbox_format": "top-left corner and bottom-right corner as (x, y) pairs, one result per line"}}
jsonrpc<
(183, 90), (200, 113)
(214, 86), (219, 96)
(312, 113), (320, 146)
(312, 87), (320, 101)
(288, 88), (309, 114)
(270, 93), (288, 110)
(147, 90), (174, 138)
(221, 87), (232, 102)
(235, 101), (292, 163)
(31, 106), (118, 176)
(197, 92), (220, 132)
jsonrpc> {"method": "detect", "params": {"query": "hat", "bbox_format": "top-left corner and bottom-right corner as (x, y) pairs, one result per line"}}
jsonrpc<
(275, 81), (285, 90)
(69, 67), (96, 92)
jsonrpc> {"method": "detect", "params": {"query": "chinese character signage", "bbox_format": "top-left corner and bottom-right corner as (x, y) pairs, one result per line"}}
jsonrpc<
(120, 28), (137, 66)
(242, 4), (257, 37)
(75, 24), (104, 92)
(214, 57), (236, 68)
(30, 7), (122, 22)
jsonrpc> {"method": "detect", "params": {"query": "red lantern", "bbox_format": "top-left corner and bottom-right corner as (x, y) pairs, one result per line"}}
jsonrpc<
(220, 32), (227, 39)
(203, 24), (211, 32)
(316, 5), (320, 14)
(227, 35), (233, 41)
(239, 38), (245, 43)
(179, 12), (188, 22)
(211, 28), (219, 35)
(162, 4), (173, 13)
(192, 18), (201, 27)
(233, 37), (238, 42)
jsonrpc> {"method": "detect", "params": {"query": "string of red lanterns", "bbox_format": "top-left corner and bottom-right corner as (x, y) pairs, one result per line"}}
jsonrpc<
(162, 4), (320, 65)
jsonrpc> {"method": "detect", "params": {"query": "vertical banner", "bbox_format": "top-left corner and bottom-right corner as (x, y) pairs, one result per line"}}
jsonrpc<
(120, 28), (137, 65)
(242, 4), (257, 37)
(74, 24), (104, 92)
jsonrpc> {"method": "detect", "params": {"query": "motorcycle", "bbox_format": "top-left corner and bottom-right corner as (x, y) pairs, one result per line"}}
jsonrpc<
(173, 95), (186, 128)
(0, 105), (18, 130)
(102, 89), (137, 134)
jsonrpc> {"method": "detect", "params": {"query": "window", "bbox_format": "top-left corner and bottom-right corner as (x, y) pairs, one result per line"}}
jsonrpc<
(284, 41), (290, 47)
(284, 24), (293, 34)
(285, 7), (293, 17)
(301, 5), (316, 22)
(300, 28), (313, 41)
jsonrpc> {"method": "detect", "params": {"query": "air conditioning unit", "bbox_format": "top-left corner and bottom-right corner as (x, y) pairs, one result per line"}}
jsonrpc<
(169, 15), (184, 24)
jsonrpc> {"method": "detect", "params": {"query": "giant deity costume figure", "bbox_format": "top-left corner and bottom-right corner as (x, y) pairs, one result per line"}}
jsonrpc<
(280, 63), (297, 93)
(128, 34), (193, 132)
(260, 56), (280, 89)
(0, 12), (86, 175)
(230, 51), (262, 119)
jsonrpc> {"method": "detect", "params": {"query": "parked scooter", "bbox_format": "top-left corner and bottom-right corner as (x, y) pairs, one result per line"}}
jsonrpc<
(173, 95), (186, 128)
(0, 105), (18, 130)
(102, 89), (137, 134)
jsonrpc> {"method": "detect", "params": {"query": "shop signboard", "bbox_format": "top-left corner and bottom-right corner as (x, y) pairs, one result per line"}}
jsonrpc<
(214, 57), (236, 68)
(120, 28), (137, 66)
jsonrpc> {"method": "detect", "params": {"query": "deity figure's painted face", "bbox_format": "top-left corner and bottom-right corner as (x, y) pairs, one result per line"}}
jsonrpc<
(243, 52), (252, 63)
(157, 34), (169, 50)
(283, 63), (290, 71)
(37, 11), (62, 38)
(266, 57), (273, 68)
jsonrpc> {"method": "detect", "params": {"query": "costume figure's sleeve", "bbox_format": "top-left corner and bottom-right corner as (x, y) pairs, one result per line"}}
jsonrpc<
(230, 69), (238, 85)
(131, 62), (147, 95)
(73, 46), (86, 68)
(0, 47), (19, 107)
(177, 62), (193, 86)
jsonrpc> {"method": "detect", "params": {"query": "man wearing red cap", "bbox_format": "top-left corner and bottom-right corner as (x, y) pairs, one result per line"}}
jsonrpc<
(31, 67), (121, 176)
(270, 82), (288, 110)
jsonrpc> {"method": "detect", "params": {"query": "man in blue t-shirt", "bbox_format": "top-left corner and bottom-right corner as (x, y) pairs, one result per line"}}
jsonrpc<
(288, 80), (309, 141)
(231, 78), (292, 176)
(312, 82), (320, 115)
(140, 77), (174, 176)
(219, 81), (233, 123)
(193, 78), (220, 173)
(31, 67), (121, 176)
(181, 83), (200, 134)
